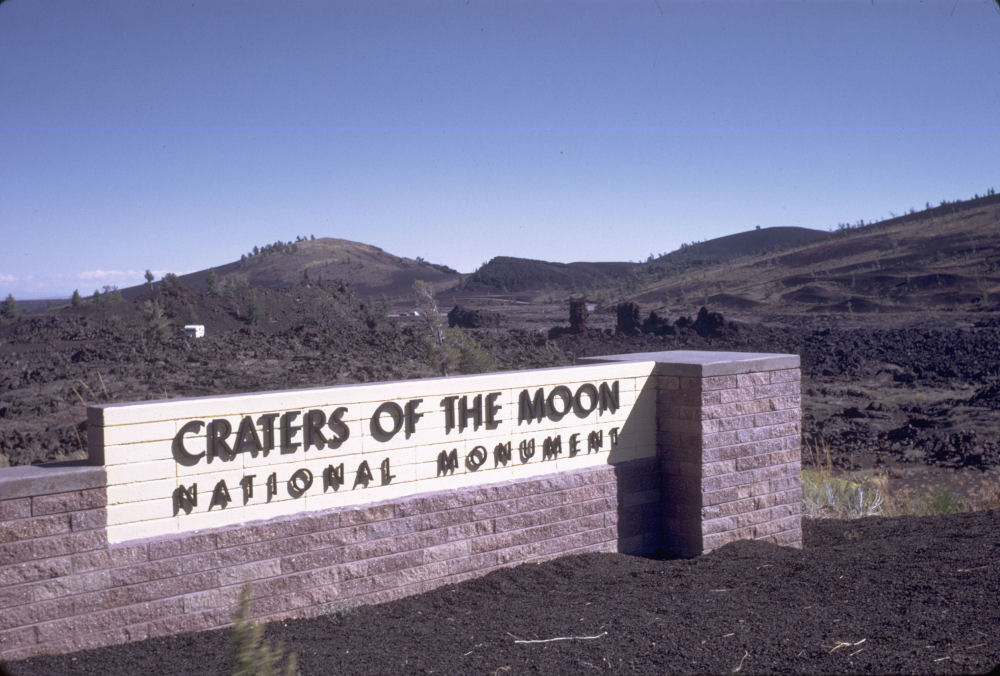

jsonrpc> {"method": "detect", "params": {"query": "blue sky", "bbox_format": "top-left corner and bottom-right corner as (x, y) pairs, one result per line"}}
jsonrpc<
(2, 0), (999, 299)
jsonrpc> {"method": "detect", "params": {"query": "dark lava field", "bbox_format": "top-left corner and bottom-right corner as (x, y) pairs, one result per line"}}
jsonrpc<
(2, 283), (999, 482)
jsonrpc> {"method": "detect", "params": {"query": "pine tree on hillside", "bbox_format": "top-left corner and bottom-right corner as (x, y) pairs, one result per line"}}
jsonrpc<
(1, 294), (19, 319)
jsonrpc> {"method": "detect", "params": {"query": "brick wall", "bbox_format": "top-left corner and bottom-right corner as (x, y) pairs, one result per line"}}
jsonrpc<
(0, 459), (658, 661)
(0, 350), (801, 661)
(654, 358), (802, 556)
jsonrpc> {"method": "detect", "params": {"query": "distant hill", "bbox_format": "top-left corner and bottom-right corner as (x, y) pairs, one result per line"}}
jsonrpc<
(35, 190), (998, 319)
(120, 238), (461, 302)
(455, 227), (834, 299)
(462, 256), (637, 294)
(623, 192), (1000, 315)
(661, 226), (832, 263)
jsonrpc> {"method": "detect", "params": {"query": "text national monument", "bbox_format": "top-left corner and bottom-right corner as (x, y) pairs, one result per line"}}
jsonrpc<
(0, 350), (802, 660)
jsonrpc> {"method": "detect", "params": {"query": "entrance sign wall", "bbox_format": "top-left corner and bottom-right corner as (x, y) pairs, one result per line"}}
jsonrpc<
(0, 350), (801, 660)
(90, 361), (655, 544)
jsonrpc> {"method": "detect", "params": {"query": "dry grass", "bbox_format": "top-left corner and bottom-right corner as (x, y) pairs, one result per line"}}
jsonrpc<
(801, 438), (1000, 519)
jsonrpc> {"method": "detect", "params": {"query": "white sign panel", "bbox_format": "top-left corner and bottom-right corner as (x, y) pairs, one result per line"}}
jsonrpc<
(91, 361), (657, 543)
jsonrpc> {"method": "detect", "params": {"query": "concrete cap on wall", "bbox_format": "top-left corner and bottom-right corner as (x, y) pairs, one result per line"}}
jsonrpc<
(0, 463), (107, 499)
(579, 350), (800, 377)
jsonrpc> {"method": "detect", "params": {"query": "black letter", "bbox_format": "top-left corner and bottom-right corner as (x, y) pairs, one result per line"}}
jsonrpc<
(459, 394), (483, 431)
(353, 460), (374, 488)
(518, 438), (536, 463)
(208, 480), (232, 510)
(542, 435), (562, 460)
(280, 411), (302, 453)
(207, 419), (234, 462)
(172, 483), (197, 515)
(518, 388), (545, 423)
(587, 429), (603, 453)
(257, 413), (279, 452)
(287, 468), (313, 498)
(494, 441), (512, 467)
(436, 448), (459, 476)
(172, 421), (205, 465)
(266, 472), (278, 501)
(440, 396), (458, 432)
(326, 407), (350, 448)
(404, 399), (424, 437)
(569, 433), (580, 457)
(599, 381), (620, 413)
(379, 458), (396, 485)
(371, 401), (403, 442)
(323, 463), (345, 491)
(466, 445), (487, 471)
(485, 391), (502, 429)
(304, 409), (327, 451)
(240, 475), (255, 504)
(573, 383), (599, 417)
(234, 416), (263, 456)
(546, 386), (572, 421)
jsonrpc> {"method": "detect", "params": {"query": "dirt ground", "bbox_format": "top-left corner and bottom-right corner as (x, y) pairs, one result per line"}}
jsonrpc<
(4, 510), (998, 675)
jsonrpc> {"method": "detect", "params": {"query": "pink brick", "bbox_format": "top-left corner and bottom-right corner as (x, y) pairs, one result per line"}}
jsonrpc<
(41, 623), (149, 656)
(148, 532), (216, 560)
(754, 381), (801, 399)
(766, 528), (803, 548)
(146, 608), (230, 639)
(718, 386), (756, 404)
(70, 508), (106, 532)
(0, 626), (37, 652)
(701, 413), (757, 434)
(0, 557), (73, 586)
(0, 530), (105, 566)
(32, 488), (105, 516)
(735, 448), (801, 472)
(769, 368), (799, 383)
(0, 498), (31, 521)
(0, 597), (75, 632)
(181, 586), (240, 614)
(702, 399), (771, 420)
(737, 372), (771, 387)
(72, 543), (148, 573)
(702, 375), (738, 390)
(29, 569), (112, 601)
(0, 583), (32, 610)
(0, 514), (71, 544)
(217, 559), (282, 586)
(339, 502), (395, 526)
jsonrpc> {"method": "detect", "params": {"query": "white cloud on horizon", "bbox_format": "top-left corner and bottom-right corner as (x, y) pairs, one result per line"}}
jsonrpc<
(77, 269), (142, 281)
(1, 269), (193, 300)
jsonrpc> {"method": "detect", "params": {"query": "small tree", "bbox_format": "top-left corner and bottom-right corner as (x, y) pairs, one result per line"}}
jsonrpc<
(142, 299), (170, 341)
(1, 294), (19, 320)
(206, 269), (221, 297)
(161, 272), (179, 287)
(144, 269), (154, 289)
(413, 281), (494, 376)
(247, 290), (266, 325)
(231, 583), (297, 676)
(71, 289), (82, 307)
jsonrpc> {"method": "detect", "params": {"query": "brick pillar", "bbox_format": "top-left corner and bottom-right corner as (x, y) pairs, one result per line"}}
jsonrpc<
(655, 351), (802, 556)
(584, 350), (802, 557)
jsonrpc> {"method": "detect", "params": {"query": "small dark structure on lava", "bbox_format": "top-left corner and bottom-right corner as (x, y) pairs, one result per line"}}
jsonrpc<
(447, 305), (501, 329)
(569, 298), (589, 334)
